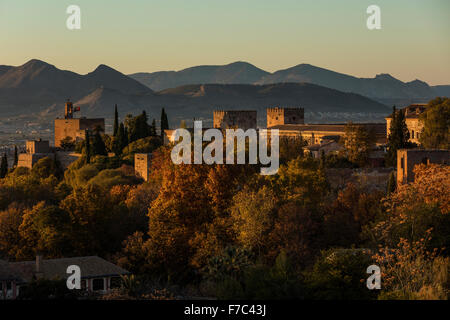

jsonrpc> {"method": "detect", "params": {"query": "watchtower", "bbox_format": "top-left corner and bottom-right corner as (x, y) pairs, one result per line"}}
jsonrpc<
(213, 110), (257, 130)
(267, 107), (304, 128)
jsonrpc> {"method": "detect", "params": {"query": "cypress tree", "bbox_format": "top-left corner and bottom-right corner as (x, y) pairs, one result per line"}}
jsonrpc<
(85, 130), (91, 164)
(116, 123), (127, 154)
(13, 145), (18, 167)
(113, 104), (119, 137)
(386, 106), (410, 167)
(92, 128), (107, 156)
(151, 119), (157, 136)
(161, 108), (169, 137)
(387, 171), (396, 195)
(0, 153), (8, 178)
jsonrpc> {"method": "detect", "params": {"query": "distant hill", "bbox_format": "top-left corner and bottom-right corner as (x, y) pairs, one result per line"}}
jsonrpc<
(0, 59), (152, 116)
(130, 61), (270, 91)
(257, 64), (435, 100)
(432, 85), (450, 97)
(157, 83), (389, 112)
(130, 62), (441, 103)
(0, 59), (393, 124)
(66, 82), (390, 127)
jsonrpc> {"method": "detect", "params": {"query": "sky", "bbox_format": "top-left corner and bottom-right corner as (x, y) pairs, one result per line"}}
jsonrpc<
(0, 0), (449, 85)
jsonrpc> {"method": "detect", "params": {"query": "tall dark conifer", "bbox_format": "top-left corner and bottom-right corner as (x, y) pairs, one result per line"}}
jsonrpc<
(151, 119), (157, 136)
(160, 108), (169, 137)
(13, 145), (18, 167)
(92, 127), (107, 156)
(0, 153), (8, 178)
(113, 104), (119, 137)
(386, 106), (411, 167)
(85, 130), (91, 164)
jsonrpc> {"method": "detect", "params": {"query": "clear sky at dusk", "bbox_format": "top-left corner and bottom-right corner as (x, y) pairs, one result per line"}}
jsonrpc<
(0, 0), (449, 85)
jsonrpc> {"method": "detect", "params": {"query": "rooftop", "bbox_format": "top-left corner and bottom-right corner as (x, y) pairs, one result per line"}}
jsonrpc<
(8, 256), (129, 283)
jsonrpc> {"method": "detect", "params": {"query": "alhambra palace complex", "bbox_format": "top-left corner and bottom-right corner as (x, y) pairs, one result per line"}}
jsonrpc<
(18, 101), (449, 188)
(3, 100), (449, 299)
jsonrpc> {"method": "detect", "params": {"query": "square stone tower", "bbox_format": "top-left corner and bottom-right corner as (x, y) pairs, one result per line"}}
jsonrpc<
(134, 153), (152, 181)
(213, 110), (257, 131)
(54, 100), (105, 147)
(267, 107), (304, 128)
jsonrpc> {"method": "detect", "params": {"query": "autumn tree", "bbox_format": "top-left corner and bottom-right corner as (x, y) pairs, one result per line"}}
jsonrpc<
(19, 202), (73, 259)
(230, 186), (277, 253)
(0, 203), (26, 259)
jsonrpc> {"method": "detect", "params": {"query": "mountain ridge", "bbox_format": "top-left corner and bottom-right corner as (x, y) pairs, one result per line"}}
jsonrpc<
(129, 61), (445, 102)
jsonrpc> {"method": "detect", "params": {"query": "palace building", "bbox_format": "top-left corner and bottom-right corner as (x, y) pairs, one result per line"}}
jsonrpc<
(54, 99), (105, 148)
(385, 104), (427, 145)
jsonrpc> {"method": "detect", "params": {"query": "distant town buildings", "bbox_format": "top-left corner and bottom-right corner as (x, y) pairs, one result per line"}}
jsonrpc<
(385, 104), (427, 145)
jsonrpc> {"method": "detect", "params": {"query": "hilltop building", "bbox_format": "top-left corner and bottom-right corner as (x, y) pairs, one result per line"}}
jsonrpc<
(385, 104), (427, 145)
(213, 110), (257, 130)
(267, 107), (304, 128)
(54, 99), (105, 148)
(397, 149), (450, 186)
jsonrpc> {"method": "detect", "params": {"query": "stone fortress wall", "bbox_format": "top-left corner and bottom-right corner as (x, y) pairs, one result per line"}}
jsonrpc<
(267, 107), (304, 128)
(213, 110), (257, 130)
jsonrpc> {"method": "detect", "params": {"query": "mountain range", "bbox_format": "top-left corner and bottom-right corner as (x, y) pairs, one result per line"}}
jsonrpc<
(129, 61), (446, 105)
(0, 59), (447, 126)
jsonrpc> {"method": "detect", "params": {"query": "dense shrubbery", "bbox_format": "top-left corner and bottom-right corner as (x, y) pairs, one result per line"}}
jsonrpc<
(0, 107), (448, 300)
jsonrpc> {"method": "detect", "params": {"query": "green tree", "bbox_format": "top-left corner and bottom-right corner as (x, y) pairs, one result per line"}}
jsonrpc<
(386, 106), (411, 167)
(0, 153), (8, 178)
(341, 122), (375, 167)
(419, 97), (450, 149)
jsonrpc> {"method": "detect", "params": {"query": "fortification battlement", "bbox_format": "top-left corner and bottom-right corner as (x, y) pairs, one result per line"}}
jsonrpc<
(213, 110), (257, 114)
(267, 106), (304, 128)
(213, 110), (257, 130)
